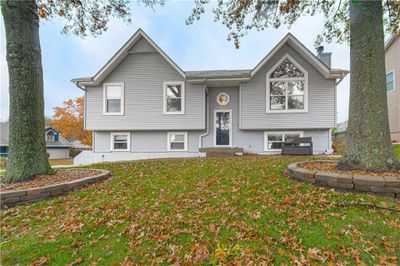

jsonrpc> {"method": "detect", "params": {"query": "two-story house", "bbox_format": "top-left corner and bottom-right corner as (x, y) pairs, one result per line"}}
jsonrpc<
(72, 29), (348, 165)
(385, 34), (400, 142)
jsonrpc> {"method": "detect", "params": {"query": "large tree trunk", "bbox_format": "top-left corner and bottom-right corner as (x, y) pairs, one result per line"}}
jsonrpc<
(340, 0), (399, 172)
(1, 0), (52, 183)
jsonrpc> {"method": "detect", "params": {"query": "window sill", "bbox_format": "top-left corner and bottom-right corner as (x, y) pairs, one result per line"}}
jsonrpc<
(103, 113), (124, 116)
(163, 112), (185, 115)
(266, 110), (308, 114)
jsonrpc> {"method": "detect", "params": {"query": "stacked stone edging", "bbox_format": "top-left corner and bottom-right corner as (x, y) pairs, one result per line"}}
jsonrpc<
(288, 161), (400, 198)
(1, 169), (111, 208)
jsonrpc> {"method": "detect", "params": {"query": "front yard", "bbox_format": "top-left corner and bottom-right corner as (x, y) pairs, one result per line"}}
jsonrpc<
(1, 156), (399, 265)
(393, 143), (400, 158)
(0, 159), (73, 175)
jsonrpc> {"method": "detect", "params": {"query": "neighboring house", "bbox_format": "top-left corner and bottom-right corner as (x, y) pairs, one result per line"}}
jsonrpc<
(385, 34), (400, 142)
(335, 120), (348, 134)
(72, 29), (348, 165)
(0, 122), (71, 159)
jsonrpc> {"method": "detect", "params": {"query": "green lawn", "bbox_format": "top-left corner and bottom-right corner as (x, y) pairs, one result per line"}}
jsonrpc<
(1, 156), (399, 265)
(0, 158), (73, 171)
(393, 144), (400, 158)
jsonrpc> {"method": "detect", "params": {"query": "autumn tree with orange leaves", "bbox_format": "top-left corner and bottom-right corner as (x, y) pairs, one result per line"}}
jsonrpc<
(52, 97), (92, 146)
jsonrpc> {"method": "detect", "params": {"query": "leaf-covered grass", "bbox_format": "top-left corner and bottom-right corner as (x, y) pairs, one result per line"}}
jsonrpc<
(393, 144), (400, 158)
(1, 156), (399, 265)
(48, 159), (73, 166)
(0, 158), (73, 171)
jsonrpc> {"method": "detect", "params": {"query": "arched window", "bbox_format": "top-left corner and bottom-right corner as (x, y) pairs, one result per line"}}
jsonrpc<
(266, 54), (308, 112)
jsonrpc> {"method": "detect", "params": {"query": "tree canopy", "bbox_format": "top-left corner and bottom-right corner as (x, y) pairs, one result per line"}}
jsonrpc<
(36, 0), (164, 37)
(52, 97), (92, 146)
(187, 0), (400, 48)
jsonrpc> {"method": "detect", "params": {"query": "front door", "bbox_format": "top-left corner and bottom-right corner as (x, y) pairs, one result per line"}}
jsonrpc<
(214, 110), (232, 146)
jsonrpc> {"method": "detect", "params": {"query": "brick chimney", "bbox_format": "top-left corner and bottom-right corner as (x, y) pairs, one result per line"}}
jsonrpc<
(316, 46), (332, 68)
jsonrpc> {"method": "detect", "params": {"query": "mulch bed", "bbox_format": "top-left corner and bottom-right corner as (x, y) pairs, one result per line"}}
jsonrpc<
(301, 161), (400, 177)
(0, 169), (102, 191)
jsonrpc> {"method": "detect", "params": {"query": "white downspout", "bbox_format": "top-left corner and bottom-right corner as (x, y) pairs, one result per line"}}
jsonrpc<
(199, 83), (209, 148)
(327, 128), (333, 155)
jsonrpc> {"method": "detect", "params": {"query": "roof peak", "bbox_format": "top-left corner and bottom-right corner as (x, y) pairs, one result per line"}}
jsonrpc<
(72, 30), (348, 87)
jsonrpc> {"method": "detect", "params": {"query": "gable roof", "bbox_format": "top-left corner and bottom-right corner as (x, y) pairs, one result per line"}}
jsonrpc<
(72, 30), (348, 88)
(45, 126), (59, 134)
(251, 33), (346, 79)
(72, 29), (186, 88)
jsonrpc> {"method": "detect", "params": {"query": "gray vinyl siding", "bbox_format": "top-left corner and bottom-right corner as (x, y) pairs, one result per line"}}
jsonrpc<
(93, 131), (110, 152)
(129, 37), (156, 53)
(202, 86), (244, 148)
(202, 87), (330, 154)
(304, 130), (330, 154)
(234, 130), (330, 154)
(240, 43), (336, 129)
(94, 131), (202, 153)
(87, 34), (335, 156)
(85, 40), (205, 131)
(204, 127), (329, 154)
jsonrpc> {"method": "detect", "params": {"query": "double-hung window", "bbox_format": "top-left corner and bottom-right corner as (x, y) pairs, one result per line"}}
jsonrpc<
(264, 131), (303, 151)
(167, 132), (187, 151)
(163, 82), (185, 114)
(111, 132), (130, 151)
(386, 71), (395, 92)
(104, 83), (124, 115)
(266, 54), (308, 112)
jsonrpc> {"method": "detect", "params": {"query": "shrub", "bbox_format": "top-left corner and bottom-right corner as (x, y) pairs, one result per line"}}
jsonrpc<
(332, 140), (344, 154)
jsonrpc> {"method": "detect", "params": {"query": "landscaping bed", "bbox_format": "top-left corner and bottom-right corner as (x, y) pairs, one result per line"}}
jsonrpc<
(1, 169), (101, 191)
(300, 161), (400, 177)
(1, 156), (399, 265)
(289, 161), (400, 198)
(0, 169), (110, 208)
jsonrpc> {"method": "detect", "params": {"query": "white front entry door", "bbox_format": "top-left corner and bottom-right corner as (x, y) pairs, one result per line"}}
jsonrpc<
(214, 109), (232, 147)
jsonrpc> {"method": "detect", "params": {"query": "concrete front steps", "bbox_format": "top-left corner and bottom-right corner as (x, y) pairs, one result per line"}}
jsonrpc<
(199, 147), (244, 157)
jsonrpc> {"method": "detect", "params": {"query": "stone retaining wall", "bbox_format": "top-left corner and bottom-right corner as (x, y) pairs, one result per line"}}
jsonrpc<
(1, 169), (111, 208)
(288, 161), (400, 198)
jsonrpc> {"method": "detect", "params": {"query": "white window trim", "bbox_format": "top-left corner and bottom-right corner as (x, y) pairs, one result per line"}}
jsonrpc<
(213, 109), (233, 147)
(110, 132), (131, 152)
(386, 70), (395, 93)
(266, 54), (308, 113)
(167, 132), (188, 151)
(163, 81), (185, 115)
(264, 131), (304, 152)
(103, 82), (125, 115)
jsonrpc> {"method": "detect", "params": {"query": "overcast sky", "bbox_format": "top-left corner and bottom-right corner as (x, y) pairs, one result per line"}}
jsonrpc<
(0, 1), (351, 123)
